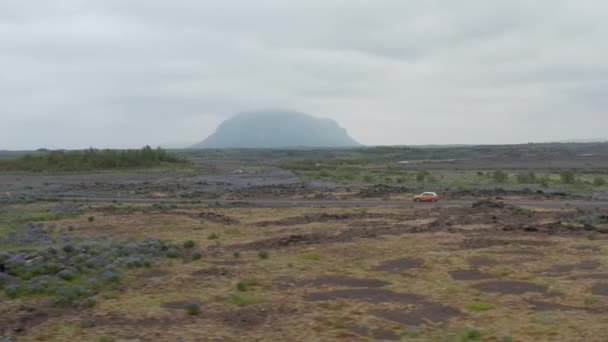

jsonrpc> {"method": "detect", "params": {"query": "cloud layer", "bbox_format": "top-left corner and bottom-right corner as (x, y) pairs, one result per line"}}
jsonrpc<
(1, 1), (607, 149)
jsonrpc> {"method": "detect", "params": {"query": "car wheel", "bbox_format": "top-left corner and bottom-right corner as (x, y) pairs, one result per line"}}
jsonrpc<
(414, 199), (420, 202)
(432, 199), (438, 202)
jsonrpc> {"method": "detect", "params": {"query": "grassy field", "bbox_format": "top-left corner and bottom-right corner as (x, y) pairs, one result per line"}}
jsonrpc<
(2, 201), (608, 341)
(0, 147), (188, 173)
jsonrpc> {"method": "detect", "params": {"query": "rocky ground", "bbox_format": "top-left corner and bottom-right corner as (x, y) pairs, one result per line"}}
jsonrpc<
(1, 198), (608, 341)
(2, 167), (606, 204)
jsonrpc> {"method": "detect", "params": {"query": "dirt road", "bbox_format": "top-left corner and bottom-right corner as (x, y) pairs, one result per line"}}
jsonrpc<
(35, 196), (608, 208)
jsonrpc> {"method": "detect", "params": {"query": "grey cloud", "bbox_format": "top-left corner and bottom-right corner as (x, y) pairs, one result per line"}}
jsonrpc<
(1, 1), (607, 149)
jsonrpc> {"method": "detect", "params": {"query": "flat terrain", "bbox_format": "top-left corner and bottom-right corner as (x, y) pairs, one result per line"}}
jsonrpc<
(2, 200), (608, 341)
(1, 144), (608, 341)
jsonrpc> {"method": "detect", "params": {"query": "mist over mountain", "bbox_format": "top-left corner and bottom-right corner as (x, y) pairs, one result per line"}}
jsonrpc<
(192, 111), (360, 148)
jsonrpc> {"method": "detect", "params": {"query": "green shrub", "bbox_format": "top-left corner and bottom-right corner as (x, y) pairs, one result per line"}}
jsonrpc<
(456, 326), (482, 341)
(207, 233), (219, 240)
(58, 269), (77, 281)
(465, 301), (495, 311)
(593, 177), (606, 186)
(191, 251), (203, 261)
(516, 172), (536, 184)
(229, 294), (263, 307)
(257, 250), (269, 259)
(166, 248), (180, 258)
(84, 297), (97, 308)
(416, 170), (430, 182)
(319, 170), (330, 177)
(539, 176), (550, 187)
(184, 302), (201, 315)
(331, 318), (345, 329)
(87, 216), (95, 222)
(560, 170), (576, 184)
(80, 319), (96, 328)
(233, 251), (241, 258)
(183, 240), (196, 249)
(492, 170), (509, 183)
(403, 327), (419, 338)
(0, 146), (184, 172)
(236, 280), (257, 292)
(511, 207), (534, 216)
(300, 252), (321, 260)
(5, 285), (20, 298)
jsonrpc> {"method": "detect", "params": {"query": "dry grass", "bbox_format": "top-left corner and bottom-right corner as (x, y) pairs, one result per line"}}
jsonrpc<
(8, 203), (608, 341)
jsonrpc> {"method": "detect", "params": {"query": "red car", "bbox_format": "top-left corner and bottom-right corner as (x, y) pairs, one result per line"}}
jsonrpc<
(413, 192), (439, 202)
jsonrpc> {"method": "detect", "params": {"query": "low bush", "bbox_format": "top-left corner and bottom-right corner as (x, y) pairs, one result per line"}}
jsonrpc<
(0, 146), (185, 172)
(560, 170), (576, 184)
(184, 302), (201, 315)
(258, 250), (269, 259)
(516, 172), (536, 184)
(166, 248), (180, 258)
(229, 294), (263, 307)
(492, 170), (509, 183)
(456, 326), (483, 341)
(191, 251), (203, 261)
(183, 240), (196, 249)
(236, 279), (257, 292)
(80, 319), (96, 328)
(300, 252), (322, 260)
(84, 297), (97, 308)
(465, 301), (495, 311)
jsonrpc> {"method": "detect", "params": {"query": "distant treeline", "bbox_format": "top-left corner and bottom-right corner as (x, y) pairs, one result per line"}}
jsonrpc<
(0, 146), (186, 172)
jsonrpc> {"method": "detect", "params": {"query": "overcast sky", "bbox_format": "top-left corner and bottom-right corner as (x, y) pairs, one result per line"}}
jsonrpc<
(1, 1), (607, 149)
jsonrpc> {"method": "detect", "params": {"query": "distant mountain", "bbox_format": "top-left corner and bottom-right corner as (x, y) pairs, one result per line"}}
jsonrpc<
(192, 111), (360, 148)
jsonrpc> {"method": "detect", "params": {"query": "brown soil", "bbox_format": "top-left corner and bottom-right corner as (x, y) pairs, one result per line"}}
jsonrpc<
(468, 256), (500, 267)
(198, 211), (240, 224)
(467, 255), (539, 267)
(491, 249), (543, 256)
(348, 324), (400, 340)
(373, 303), (460, 326)
(572, 245), (602, 252)
(255, 212), (393, 227)
(0, 305), (73, 335)
(233, 223), (424, 250)
(190, 267), (232, 277)
(206, 259), (246, 267)
(471, 281), (547, 294)
(590, 283), (608, 296)
(448, 269), (494, 281)
(542, 261), (602, 275)
(461, 237), (554, 249)
(566, 273), (608, 280)
(141, 269), (170, 278)
(304, 288), (425, 304)
(374, 257), (423, 273)
(297, 275), (390, 288)
(90, 314), (180, 329)
(161, 300), (202, 310)
(527, 300), (583, 312)
(218, 305), (271, 329)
